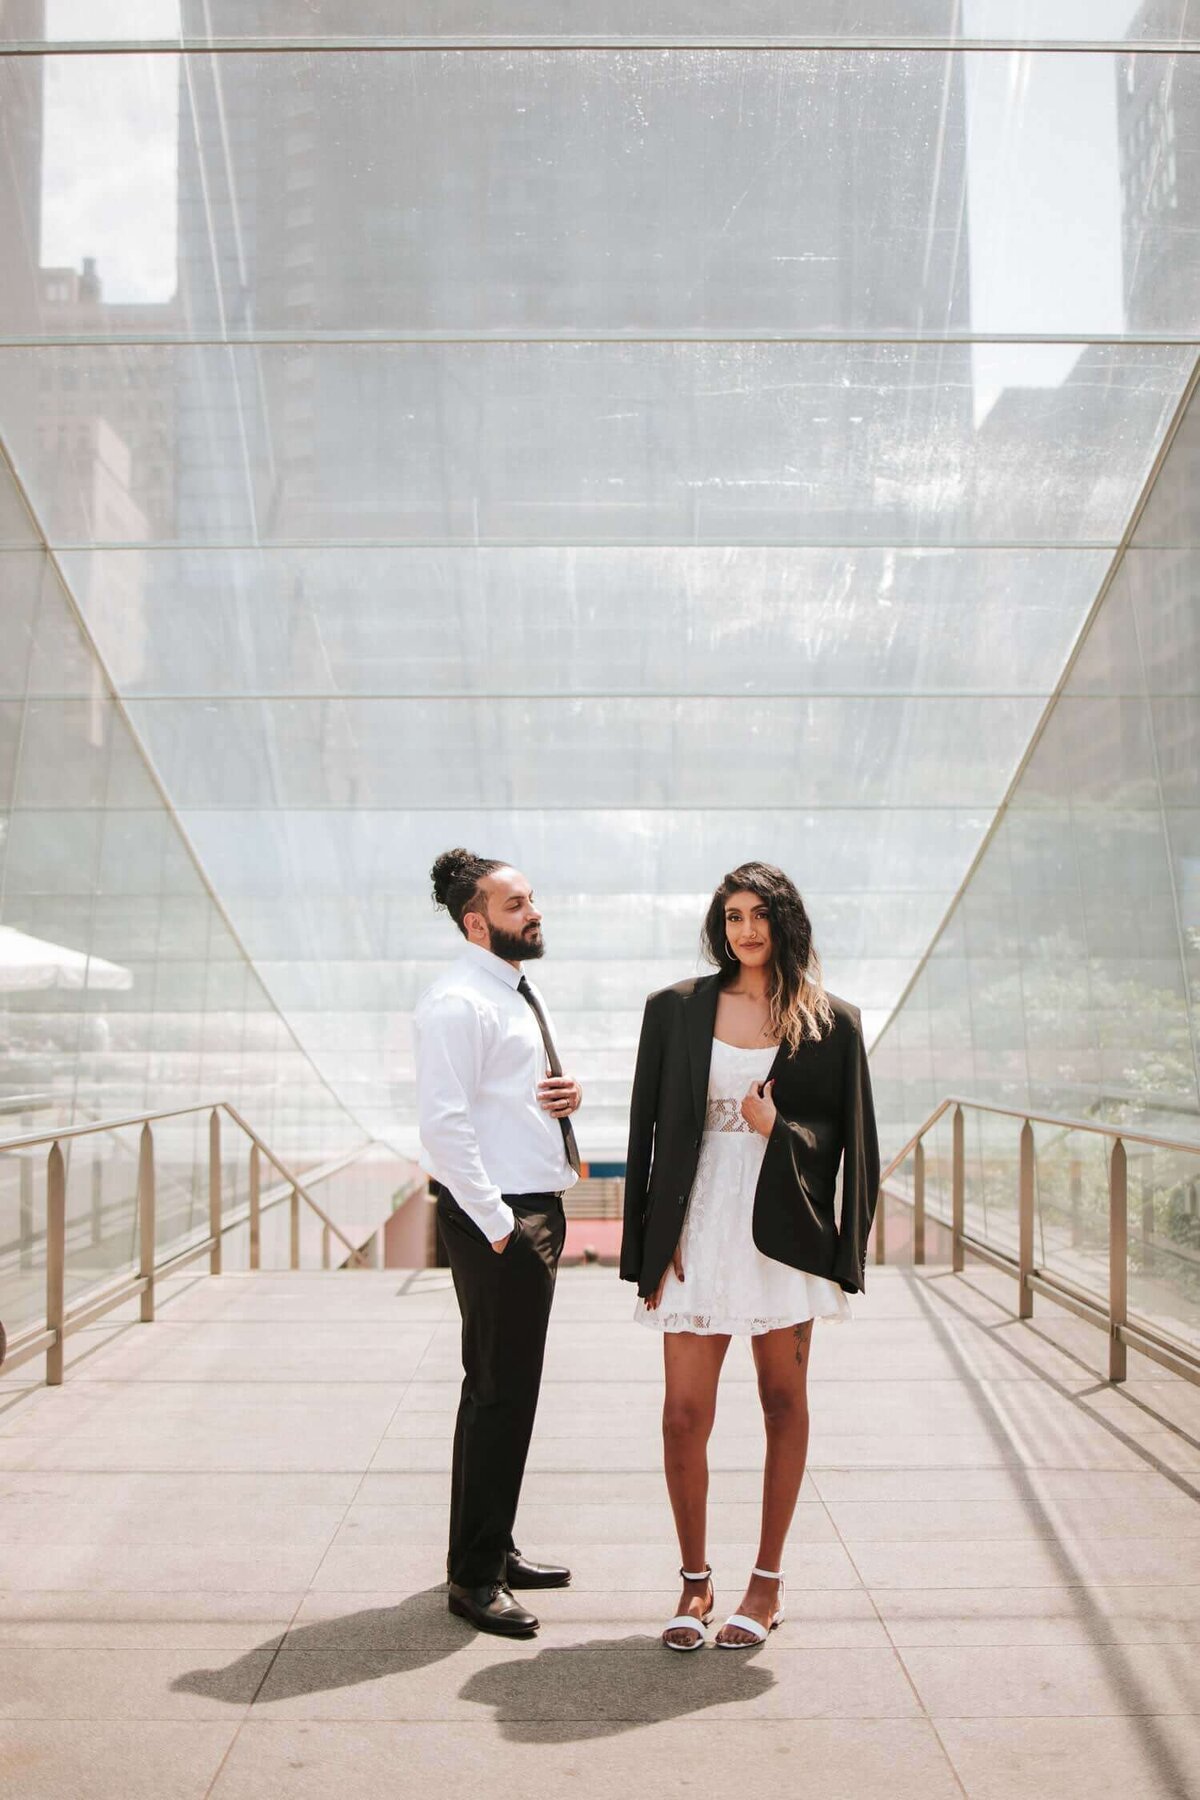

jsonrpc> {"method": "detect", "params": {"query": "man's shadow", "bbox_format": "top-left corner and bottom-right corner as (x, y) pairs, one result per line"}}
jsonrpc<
(173, 1588), (467, 1705)
(173, 1588), (776, 1738)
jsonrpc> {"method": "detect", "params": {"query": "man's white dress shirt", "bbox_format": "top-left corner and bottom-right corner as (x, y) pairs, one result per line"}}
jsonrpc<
(414, 942), (578, 1242)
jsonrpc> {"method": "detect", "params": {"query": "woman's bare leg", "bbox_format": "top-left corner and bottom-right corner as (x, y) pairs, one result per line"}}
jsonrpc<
(660, 1330), (730, 1645)
(715, 1318), (813, 1646)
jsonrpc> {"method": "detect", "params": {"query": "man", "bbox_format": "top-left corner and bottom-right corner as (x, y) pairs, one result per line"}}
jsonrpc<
(413, 847), (582, 1638)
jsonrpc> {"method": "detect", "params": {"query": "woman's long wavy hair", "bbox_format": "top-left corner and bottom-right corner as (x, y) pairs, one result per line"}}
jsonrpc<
(701, 862), (834, 1052)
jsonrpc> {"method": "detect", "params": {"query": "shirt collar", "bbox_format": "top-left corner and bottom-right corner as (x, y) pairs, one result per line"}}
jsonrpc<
(461, 940), (523, 992)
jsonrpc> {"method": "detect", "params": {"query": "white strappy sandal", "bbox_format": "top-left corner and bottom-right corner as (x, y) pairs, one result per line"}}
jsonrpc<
(661, 1565), (715, 1652)
(715, 1565), (785, 1648)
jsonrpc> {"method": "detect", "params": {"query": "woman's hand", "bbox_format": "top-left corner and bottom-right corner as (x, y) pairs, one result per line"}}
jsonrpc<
(643, 1243), (685, 1310)
(741, 1077), (777, 1139)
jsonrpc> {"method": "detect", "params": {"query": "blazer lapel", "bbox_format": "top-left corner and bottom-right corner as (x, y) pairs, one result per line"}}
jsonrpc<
(686, 974), (721, 1130)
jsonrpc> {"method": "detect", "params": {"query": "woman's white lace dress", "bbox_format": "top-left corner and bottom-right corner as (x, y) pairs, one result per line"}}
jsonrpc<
(635, 1038), (851, 1337)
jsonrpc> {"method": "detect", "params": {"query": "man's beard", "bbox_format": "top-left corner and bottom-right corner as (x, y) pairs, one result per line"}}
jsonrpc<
(488, 922), (545, 962)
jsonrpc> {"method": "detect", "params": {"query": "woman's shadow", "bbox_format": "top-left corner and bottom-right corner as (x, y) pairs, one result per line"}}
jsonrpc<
(173, 1588), (776, 1740)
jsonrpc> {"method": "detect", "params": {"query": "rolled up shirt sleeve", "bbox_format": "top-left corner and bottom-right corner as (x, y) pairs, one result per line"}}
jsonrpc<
(414, 993), (515, 1243)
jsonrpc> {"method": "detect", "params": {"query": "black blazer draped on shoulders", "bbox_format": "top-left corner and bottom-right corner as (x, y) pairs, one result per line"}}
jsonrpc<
(619, 971), (880, 1301)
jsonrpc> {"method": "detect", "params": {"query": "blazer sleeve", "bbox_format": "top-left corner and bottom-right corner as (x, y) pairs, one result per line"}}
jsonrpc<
(830, 1010), (881, 1295)
(620, 993), (664, 1283)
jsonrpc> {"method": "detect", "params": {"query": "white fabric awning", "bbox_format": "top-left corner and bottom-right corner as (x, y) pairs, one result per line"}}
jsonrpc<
(0, 927), (133, 992)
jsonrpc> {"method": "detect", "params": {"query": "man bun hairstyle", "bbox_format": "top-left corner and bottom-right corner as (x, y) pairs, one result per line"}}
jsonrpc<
(430, 848), (503, 935)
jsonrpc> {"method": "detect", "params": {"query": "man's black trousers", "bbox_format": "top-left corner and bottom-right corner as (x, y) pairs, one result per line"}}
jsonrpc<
(435, 1186), (566, 1588)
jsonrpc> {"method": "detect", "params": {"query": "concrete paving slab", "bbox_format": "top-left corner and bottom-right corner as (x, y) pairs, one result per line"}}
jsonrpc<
(287, 1585), (889, 1650)
(812, 1467), (1200, 1505)
(245, 1641), (921, 1721)
(902, 1640), (1200, 1716)
(828, 1490), (1200, 1541)
(0, 1590), (302, 1651)
(309, 1539), (866, 1594)
(0, 1721), (238, 1800)
(0, 1646), (275, 1720)
(2, 1266), (1198, 1800)
(878, 1583), (1200, 1647)
(208, 1718), (964, 1800)
(935, 1713), (1200, 1800)
(852, 1535), (1200, 1590)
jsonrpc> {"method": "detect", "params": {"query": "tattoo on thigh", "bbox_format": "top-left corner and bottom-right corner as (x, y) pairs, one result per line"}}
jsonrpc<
(793, 1321), (813, 1367)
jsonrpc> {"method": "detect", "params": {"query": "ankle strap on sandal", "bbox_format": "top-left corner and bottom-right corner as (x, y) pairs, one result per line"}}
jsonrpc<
(751, 1565), (783, 1580)
(680, 1565), (712, 1581)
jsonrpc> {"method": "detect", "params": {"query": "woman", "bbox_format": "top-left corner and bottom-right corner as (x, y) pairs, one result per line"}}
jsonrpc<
(620, 862), (879, 1650)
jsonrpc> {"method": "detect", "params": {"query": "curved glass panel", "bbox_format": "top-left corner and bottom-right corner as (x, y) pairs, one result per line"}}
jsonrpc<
(3, 50), (1199, 338)
(5, 2), (1198, 47)
(0, 342), (1189, 547)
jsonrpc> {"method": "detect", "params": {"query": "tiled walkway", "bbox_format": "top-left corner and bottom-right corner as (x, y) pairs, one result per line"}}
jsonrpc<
(1, 1263), (1199, 1798)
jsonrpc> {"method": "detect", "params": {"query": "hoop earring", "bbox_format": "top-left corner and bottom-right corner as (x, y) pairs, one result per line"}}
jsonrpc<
(724, 937), (738, 962)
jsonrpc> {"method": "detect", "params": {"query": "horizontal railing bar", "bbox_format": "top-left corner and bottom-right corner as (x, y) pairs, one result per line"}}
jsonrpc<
(60, 1274), (148, 1337)
(0, 1101), (237, 1153)
(1026, 1270), (1109, 1331)
(0, 1093), (56, 1116)
(0, 1324), (56, 1372)
(1118, 1320), (1200, 1385)
(953, 1230), (1016, 1276)
(882, 1186), (1200, 1386)
(0, 1100), (378, 1264)
(220, 1103), (370, 1263)
(880, 1097), (1200, 1185)
(155, 1236), (218, 1279)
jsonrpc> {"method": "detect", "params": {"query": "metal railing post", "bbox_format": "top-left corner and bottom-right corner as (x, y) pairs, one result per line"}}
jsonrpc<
(874, 1184), (886, 1264)
(952, 1104), (965, 1273)
(322, 1223), (331, 1270)
(1110, 1138), (1128, 1383)
(46, 1142), (66, 1386)
(138, 1123), (155, 1323)
(249, 1142), (261, 1271)
(209, 1109), (222, 1275)
(1018, 1119), (1034, 1320)
(913, 1138), (926, 1265)
(290, 1188), (300, 1270)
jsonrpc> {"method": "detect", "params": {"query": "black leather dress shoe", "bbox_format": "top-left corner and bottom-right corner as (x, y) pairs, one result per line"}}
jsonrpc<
(506, 1550), (572, 1589)
(447, 1581), (539, 1637)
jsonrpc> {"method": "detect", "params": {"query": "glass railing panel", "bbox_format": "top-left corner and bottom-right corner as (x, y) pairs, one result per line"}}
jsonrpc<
(258, 1146), (421, 1270)
(1032, 1122), (1111, 1297)
(58, 1126), (140, 1305)
(150, 1109), (215, 1263)
(215, 1135), (254, 1273)
(1127, 1140), (1200, 1355)
(918, 1107), (955, 1233)
(962, 1106), (1020, 1259)
(0, 1144), (44, 1333)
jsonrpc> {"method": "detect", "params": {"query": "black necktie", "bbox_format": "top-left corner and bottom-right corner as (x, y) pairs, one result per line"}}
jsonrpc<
(517, 975), (582, 1175)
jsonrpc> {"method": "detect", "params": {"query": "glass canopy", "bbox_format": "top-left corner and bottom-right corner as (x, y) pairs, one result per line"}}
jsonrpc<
(1, 20), (1197, 1160)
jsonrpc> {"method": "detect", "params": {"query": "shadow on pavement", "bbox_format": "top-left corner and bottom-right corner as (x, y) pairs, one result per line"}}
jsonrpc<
(173, 1587), (776, 1737)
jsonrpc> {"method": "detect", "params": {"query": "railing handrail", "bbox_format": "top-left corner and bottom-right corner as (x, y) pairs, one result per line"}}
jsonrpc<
(0, 1098), (416, 1385)
(880, 1094), (1200, 1187)
(0, 1097), (383, 1263)
(872, 1093), (1200, 1390)
(0, 1098), (278, 1155)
